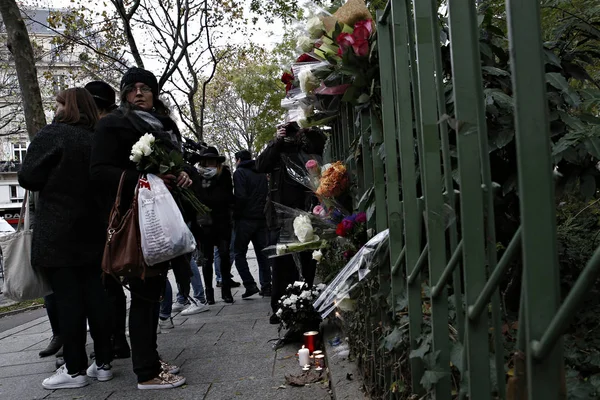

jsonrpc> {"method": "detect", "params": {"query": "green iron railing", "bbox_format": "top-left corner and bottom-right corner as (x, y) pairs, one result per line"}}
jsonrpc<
(326, 0), (600, 398)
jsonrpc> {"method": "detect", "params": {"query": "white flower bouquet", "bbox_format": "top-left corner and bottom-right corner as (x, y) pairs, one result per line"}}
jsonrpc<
(276, 281), (327, 332)
(130, 133), (210, 215)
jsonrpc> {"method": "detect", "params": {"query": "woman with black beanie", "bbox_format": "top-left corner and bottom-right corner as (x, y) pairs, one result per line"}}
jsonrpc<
(90, 67), (190, 390)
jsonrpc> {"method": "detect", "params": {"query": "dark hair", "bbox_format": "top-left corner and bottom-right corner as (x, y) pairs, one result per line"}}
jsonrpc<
(299, 128), (327, 155)
(84, 81), (116, 113)
(235, 150), (252, 161)
(119, 84), (170, 116)
(55, 88), (99, 130)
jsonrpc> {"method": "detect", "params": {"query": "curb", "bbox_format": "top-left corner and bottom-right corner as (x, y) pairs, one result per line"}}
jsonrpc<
(0, 304), (45, 319)
(322, 320), (370, 399)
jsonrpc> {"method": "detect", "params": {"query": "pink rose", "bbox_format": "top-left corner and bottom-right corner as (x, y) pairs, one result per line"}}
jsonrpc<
(353, 20), (373, 40)
(336, 33), (355, 55)
(313, 205), (326, 217)
(306, 159), (319, 171)
(352, 39), (369, 57)
(355, 212), (367, 223)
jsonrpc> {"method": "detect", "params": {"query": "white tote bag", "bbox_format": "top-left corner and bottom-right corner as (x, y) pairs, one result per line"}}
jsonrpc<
(0, 191), (52, 301)
(138, 174), (196, 266)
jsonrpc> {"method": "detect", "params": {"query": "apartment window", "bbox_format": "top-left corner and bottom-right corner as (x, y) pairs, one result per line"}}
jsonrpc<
(9, 185), (25, 203)
(13, 142), (27, 162)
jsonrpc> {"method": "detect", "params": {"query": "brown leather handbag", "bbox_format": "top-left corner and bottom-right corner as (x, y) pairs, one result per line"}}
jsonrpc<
(101, 172), (146, 278)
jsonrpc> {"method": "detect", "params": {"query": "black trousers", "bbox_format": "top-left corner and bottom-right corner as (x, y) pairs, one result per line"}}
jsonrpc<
(104, 276), (127, 338)
(43, 293), (60, 336)
(128, 275), (163, 383)
(270, 252), (316, 313)
(200, 224), (232, 290)
(47, 267), (112, 375)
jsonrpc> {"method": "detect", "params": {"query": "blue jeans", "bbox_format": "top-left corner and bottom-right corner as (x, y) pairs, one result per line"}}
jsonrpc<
(214, 230), (235, 282)
(159, 259), (206, 318)
(160, 279), (173, 319)
(234, 219), (271, 289)
(176, 257), (205, 305)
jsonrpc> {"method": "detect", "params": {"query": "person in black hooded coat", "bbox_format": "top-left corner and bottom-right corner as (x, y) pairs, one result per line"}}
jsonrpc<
(90, 67), (189, 390)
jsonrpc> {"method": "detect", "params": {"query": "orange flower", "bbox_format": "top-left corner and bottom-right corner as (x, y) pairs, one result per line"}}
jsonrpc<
(316, 161), (349, 198)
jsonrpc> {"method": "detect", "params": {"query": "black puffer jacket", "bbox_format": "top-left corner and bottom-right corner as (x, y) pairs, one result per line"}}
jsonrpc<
(233, 160), (268, 220)
(18, 123), (105, 269)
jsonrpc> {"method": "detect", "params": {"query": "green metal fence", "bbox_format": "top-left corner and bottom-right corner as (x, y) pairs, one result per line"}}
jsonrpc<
(326, 0), (600, 398)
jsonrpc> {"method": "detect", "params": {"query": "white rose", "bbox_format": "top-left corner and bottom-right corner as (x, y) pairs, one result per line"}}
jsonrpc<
(306, 16), (325, 39)
(276, 308), (283, 317)
(140, 143), (152, 156)
(140, 133), (155, 146)
(129, 147), (143, 163)
(298, 69), (320, 94)
(293, 215), (314, 243)
(297, 36), (314, 52)
(317, 283), (326, 291)
(312, 250), (323, 263)
(293, 281), (304, 288)
(321, 163), (332, 174)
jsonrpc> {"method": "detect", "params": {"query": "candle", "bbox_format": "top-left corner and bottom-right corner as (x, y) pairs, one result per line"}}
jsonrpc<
(302, 365), (310, 371)
(298, 345), (310, 366)
(315, 354), (325, 371)
(304, 331), (319, 353)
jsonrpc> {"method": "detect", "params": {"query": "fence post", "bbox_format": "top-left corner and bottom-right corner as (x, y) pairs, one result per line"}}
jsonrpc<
(505, 0), (563, 398)
(389, 0), (423, 393)
(412, 0), (451, 397)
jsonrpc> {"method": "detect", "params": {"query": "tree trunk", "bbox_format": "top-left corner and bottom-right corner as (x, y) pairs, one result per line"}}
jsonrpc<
(0, 0), (47, 139)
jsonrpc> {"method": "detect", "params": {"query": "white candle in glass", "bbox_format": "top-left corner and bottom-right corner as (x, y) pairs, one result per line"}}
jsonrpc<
(298, 345), (310, 366)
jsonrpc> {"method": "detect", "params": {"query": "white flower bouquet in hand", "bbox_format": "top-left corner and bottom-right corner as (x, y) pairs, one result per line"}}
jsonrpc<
(130, 133), (209, 215)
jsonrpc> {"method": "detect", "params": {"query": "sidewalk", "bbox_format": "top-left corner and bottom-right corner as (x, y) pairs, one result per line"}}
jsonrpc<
(0, 252), (331, 400)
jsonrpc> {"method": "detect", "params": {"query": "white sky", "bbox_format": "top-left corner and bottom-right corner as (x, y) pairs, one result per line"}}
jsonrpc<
(27, 0), (286, 73)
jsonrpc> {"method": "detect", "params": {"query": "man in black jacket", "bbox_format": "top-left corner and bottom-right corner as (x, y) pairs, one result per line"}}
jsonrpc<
(255, 123), (326, 324)
(233, 150), (270, 298)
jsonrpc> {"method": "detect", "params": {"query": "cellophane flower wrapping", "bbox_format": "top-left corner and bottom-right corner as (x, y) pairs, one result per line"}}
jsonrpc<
(276, 281), (327, 332)
(262, 202), (337, 258)
(313, 229), (390, 318)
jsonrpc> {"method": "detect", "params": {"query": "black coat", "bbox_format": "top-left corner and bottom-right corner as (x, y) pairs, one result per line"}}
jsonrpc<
(194, 166), (234, 225)
(255, 138), (316, 228)
(90, 108), (188, 222)
(18, 123), (105, 269)
(233, 160), (268, 221)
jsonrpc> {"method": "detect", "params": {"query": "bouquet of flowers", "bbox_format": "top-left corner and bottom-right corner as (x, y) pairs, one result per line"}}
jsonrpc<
(317, 161), (350, 198)
(276, 281), (327, 332)
(130, 133), (209, 215)
(263, 203), (337, 258)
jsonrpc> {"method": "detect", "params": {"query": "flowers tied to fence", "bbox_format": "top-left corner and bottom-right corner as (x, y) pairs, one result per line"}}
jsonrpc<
(130, 133), (209, 215)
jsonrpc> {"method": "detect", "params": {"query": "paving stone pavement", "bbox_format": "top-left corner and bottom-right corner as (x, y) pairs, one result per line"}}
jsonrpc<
(0, 251), (332, 400)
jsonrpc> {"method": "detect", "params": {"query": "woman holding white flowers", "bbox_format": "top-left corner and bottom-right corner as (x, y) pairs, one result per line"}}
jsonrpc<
(19, 88), (113, 390)
(91, 67), (190, 390)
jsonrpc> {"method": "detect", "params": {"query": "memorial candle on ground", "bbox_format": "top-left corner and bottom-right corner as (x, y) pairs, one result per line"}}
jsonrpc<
(298, 345), (310, 366)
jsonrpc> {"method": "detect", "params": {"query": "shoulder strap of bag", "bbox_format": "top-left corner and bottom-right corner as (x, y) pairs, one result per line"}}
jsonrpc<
(114, 171), (128, 209)
(17, 191), (30, 232)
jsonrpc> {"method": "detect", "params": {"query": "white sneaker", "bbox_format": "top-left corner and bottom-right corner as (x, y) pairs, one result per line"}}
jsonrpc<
(171, 302), (187, 313)
(181, 302), (209, 316)
(42, 365), (89, 390)
(86, 362), (113, 382)
(159, 318), (174, 330)
(137, 371), (186, 390)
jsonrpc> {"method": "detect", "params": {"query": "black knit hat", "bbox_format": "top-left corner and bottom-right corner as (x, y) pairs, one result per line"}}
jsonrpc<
(234, 150), (252, 161)
(120, 67), (159, 96)
(84, 81), (116, 111)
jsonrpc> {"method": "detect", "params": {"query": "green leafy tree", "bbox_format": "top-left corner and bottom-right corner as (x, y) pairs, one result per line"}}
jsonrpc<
(203, 45), (286, 157)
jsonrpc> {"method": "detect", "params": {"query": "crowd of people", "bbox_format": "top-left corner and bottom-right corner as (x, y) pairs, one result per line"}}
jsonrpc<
(19, 66), (325, 391)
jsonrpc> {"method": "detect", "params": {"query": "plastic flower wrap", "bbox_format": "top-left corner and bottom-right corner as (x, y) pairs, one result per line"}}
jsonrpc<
(313, 229), (390, 318)
(263, 202), (337, 258)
